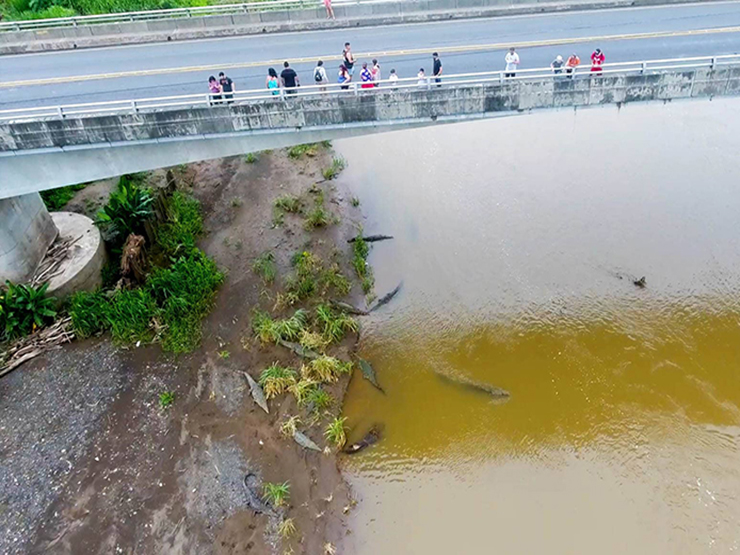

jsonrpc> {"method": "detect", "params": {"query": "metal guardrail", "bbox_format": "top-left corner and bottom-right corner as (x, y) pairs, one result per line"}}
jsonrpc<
(0, 0), (387, 32)
(0, 54), (737, 123)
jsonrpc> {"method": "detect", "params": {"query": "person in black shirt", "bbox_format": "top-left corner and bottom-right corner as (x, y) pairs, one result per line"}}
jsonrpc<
(432, 52), (443, 87)
(280, 61), (300, 94)
(218, 72), (235, 103)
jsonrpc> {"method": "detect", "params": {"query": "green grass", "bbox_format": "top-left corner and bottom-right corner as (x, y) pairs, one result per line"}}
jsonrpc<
(217, 349), (230, 359)
(315, 304), (358, 343)
(298, 330), (329, 352)
(262, 481), (290, 508)
(2, 0), (209, 21)
(252, 309), (308, 344)
(318, 264), (351, 296)
(259, 363), (297, 399)
(280, 415), (302, 438)
(156, 191), (204, 259)
(40, 183), (88, 211)
(159, 391), (175, 409)
(325, 417), (348, 449)
(287, 143), (320, 159)
(350, 196), (361, 208)
(306, 386), (334, 414)
(245, 152), (258, 164)
(69, 194), (223, 354)
(252, 251), (277, 285)
(303, 190), (335, 230)
(322, 157), (346, 180)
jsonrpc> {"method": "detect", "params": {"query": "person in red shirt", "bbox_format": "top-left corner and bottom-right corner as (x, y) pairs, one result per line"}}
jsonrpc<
(591, 48), (605, 75)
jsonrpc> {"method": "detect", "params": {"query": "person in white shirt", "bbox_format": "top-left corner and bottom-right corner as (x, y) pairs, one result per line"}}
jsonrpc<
(388, 68), (399, 89)
(313, 60), (329, 92)
(504, 47), (520, 78)
(417, 68), (427, 88)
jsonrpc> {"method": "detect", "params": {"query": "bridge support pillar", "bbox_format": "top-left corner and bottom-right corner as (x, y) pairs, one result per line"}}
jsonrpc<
(0, 193), (58, 284)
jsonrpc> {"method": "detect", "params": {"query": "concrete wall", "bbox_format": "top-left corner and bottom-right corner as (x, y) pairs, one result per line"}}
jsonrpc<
(0, 0), (714, 54)
(0, 193), (58, 283)
(1, 67), (739, 196)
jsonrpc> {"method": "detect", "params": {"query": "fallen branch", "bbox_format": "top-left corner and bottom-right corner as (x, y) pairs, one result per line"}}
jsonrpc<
(0, 317), (75, 378)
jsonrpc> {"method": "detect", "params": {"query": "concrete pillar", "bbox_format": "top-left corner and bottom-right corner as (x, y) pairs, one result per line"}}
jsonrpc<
(0, 193), (58, 284)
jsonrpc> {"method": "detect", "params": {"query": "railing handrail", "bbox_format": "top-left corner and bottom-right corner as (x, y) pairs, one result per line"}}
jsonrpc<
(0, 0), (393, 31)
(1, 54), (737, 122)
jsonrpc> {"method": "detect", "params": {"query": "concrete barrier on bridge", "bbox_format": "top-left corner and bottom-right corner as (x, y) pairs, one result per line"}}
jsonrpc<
(0, 0), (714, 54)
(1, 67), (739, 196)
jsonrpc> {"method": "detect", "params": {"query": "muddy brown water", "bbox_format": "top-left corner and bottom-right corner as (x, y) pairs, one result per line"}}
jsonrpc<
(335, 99), (740, 553)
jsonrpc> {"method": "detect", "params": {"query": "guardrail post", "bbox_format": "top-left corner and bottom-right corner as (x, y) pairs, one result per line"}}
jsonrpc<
(186, 8), (192, 17)
(426, 77), (431, 90)
(353, 82), (358, 96)
(499, 71), (504, 84)
(131, 100), (138, 114)
(57, 107), (64, 119)
(13, 23), (20, 31)
(711, 57), (716, 70)
(72, 18), (78, 27)
(641, 62), (647, 74)
(205, 94), (211, 106)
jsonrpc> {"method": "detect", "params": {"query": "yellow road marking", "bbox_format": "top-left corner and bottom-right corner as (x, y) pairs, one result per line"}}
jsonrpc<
(3, 25), (740, 88)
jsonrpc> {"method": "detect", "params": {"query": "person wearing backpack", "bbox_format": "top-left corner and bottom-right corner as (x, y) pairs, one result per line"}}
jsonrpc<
(314, 60), (328, 92)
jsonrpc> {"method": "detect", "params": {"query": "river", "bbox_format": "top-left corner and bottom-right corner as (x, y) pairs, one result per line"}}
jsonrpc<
(334, 99), (740, 554)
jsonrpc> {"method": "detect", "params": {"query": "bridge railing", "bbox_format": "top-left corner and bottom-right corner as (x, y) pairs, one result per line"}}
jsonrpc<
(1, 54), (738, 122)
(0, 0), (387, 32)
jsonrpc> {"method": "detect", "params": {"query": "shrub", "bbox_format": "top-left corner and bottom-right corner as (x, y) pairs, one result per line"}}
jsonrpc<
(298, 330), (329, 352)
(259, 363), (297, 399)
(245, 153), (258, 164)
(0, 281), (57, 341)
(325, 417), (348, 449)
(262, 481), (290, 507)
(352, 232), (374, 293)
(156, 191), (203, 259)
(306, 386), (334, 414)
(106, 288), (156, 344)
(96, 175), (154, 244)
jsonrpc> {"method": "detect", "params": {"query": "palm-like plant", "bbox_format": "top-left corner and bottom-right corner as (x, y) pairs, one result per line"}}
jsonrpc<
(0, 281), (57, 340)
(96, 177), (154, 243)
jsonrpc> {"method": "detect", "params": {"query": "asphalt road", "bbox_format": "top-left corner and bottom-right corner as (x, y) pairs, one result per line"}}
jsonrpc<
(2, 1), (740, 109)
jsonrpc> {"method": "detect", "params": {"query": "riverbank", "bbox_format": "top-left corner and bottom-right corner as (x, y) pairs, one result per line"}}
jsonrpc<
(0, 146), (366, 554)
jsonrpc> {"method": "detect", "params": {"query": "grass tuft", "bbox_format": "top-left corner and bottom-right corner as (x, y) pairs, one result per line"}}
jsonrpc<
(159, 391), (175, 409)
(40, 183), (88, 211)
(315, 304), (358, 343)
(252, 309), (308, 344)
(263, 481), (290, 507)
(322, 157), (346, 180)
(259, 363), (297, 399)
(278, 518), (297, 539)
(287, 143), (320, 159)
(245, 152), (258, 164)
(252, 251), (277, 284)
(325, 417), (348, 449)
(280, 415), (302, 438)
(305, 355), (353, 383)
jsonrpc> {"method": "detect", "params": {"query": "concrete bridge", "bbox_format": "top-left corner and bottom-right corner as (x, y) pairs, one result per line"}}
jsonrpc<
(1, 57), (740, 282)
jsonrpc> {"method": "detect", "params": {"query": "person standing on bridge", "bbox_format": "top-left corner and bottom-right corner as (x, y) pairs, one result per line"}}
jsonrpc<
(591, 48), (605, 75)
(361, 63), (374, 89)
(314, 60), (329, 92)
(266, 68), (280, 96)
(433, 52), (443, 86)
(371, 59), (381, 87)
(338, 64), (352, 90)
(417, 68), (427, 88)
(504, 47), (519, 78)
(208, 76), (222, 105)
(565, 53), (580, 78)
(280, 61), (300, 95)
(343, 42), (355, 76)
(323, 0), (335, 20)
(551, 55), (565, 75)
(218, 72), (235, 103)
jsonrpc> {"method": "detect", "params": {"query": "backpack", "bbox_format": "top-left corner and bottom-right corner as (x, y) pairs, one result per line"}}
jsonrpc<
(314, 68), (323, 82)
